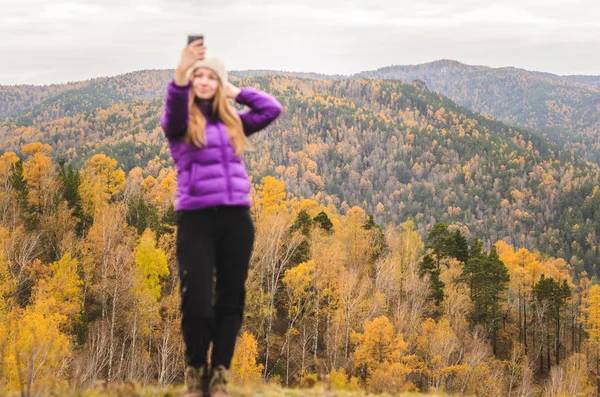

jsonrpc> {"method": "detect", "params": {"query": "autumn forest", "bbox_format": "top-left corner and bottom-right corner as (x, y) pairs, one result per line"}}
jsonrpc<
(1, 62), (600, 396)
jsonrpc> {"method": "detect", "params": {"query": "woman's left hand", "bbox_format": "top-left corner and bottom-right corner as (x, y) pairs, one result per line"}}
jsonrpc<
(225, 82), (242, 99)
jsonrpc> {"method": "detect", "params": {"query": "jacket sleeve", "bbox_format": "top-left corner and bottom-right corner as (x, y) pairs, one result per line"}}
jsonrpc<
(235, 87), (283, 136)
(160, 80), (191, 140)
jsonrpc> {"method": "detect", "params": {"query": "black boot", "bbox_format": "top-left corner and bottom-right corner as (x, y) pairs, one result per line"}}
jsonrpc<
(184, 365), (209, 397)
(208, 365), (229, 397)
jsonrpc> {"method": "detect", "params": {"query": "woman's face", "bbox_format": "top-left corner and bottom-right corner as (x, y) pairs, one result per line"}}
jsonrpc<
(191, 67), (220, 100)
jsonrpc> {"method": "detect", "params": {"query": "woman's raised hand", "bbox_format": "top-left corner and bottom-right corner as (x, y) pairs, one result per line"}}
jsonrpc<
(174, 39), (206, 86)
(225, 82), (241, 99)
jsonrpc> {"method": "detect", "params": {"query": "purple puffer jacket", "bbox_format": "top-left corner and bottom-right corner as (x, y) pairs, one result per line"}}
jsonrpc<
(160, 80), (283, 211)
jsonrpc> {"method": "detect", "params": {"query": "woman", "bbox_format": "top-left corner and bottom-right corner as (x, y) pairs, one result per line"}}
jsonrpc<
(160, 39), (282, 397)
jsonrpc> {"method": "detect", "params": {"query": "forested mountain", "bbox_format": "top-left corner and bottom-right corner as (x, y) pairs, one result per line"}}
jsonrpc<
(5, 61), (599, 164)
(356, 60), (600, 165)
(1, 74), (600, 277)
(236, 61), (600, 165)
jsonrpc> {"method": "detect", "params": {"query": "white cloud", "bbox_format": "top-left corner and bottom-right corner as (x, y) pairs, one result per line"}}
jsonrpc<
(0, 0), (598, 84)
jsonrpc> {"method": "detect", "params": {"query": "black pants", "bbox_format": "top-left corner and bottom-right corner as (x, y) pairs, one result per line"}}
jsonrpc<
(176, 205), (255, 368)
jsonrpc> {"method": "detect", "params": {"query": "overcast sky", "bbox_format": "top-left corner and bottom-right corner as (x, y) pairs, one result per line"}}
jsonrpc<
(1, 0), (599, 85)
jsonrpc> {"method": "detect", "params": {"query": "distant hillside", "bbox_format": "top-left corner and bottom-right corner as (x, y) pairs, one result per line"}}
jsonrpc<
(355, 60), (600, 165)
(1, 70), (174, 127)
(0, 81), (86, 119)
(563, 75), (600, 88)
(231, 69), (344, 80)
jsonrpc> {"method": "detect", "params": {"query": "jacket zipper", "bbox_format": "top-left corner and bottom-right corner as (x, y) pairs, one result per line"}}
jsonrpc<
(218, 124), (233, 201)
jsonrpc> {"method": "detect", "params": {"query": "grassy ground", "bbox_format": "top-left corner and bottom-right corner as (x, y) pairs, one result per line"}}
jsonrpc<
(13, 384), (445, 397)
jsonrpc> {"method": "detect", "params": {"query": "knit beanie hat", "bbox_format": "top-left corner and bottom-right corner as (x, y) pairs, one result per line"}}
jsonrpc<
(186, 57), (228, 87)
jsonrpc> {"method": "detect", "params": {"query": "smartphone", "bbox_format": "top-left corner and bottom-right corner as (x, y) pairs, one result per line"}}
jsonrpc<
(187, 35), (204, 45)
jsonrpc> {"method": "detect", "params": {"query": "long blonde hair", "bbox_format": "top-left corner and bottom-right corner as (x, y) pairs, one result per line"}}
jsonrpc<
(185, 84), (250, 156)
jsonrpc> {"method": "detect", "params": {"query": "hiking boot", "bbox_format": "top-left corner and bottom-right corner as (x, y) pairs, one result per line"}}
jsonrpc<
(184, 365), (209, 397)
(208, 365), (229, 397)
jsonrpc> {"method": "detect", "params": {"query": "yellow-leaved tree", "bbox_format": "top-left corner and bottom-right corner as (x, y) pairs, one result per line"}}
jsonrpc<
(351, 315), (412, 393)
(497, 242), (541, 350)
(338, 206), (373, 273)
(0, 226), (14, 392)
(282, 260), (316, 384)
(3, 253), (81, 396)
(327, 367), (360, 391)
(417, 317), (468, 392)
(155, 167), (177, 212)
(230, 331), (263, 385)
(78, 154), (126, 218)
(255, 176), (287, 214)
(21, 142), (57, 213)
(35, 254), (82, 324)
(0, 151), (19, 187)
(128, 228), (169, 379)
(379, 219), (427, 338)
(583, 284), (600, 396)
(247, 176), (305, 379)
(134, 228), (169, 304)
(4, 307), (70, 396)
